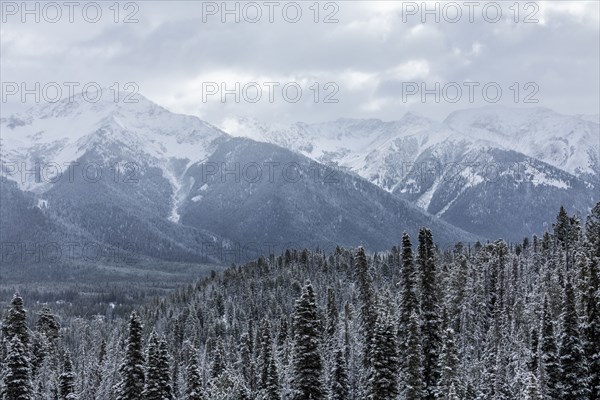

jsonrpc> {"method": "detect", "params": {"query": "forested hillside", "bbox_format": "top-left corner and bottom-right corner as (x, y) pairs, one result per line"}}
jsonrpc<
(1, 202), (599, 400)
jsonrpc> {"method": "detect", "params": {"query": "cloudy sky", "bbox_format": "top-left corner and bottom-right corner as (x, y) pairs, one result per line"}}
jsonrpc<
(1, 1), (599, 125)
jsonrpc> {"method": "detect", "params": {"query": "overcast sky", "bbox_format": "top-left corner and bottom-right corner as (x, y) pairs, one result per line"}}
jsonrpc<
(1, 1), (599, 125)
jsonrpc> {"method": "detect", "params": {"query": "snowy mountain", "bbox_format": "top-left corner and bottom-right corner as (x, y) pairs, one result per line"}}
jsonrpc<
(225, 107), (599, 240)
(0, 93), (477, 266)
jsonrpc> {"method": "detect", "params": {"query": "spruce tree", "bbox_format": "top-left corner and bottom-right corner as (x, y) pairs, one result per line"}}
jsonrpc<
(258, 320), (280, 400)
(290, 281), (325, 400)
(367, 304), (399, 400)
(157, 338), (174, 399)
(405, 311), (425, 400)
(541, 295), (561, 399)
(418, 227), (442, 400)
(355, 247), (376, 370)
(585, 202), (600, 399)
(185, 351), (204, 400)
(210, 339), (227, 380)
(143, 332), (174, 400)
(439, 327), (461, 398)
(399, 232), (420, 391)
(329, 344), (349, 400)
(59, 351), (77, 400)
(3, 336), (33, 400)
(524, 372), (541, 400)
(115, 311), (145, 400)
(264, 358), (280, 400)
(559, 280), (589, 399)
(2, 293), (30, 348)
(35, 307), (61, 342)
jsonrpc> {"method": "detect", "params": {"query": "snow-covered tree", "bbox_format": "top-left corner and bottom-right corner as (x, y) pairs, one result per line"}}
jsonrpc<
(115, 311), (145, 400)
(290, 281), (325, 400)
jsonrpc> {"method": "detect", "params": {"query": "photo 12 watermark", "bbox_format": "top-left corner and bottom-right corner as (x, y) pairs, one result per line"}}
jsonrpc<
(201, 81), (340, 104)
(194, 161), (340, 184)
(0, 241), (139, 265)
(199, 1), (339, 23)
(401, 81), (539, 104)
(0, 1), (140, 23)
(400, 1), (540, 24)
(1, 82), (140, 104)
(1, 161), (140, 185)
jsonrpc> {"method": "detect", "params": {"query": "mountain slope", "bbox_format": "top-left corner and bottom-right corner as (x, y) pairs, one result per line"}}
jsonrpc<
(226, 108), (599, 240)
(179, 137), (477, 259)
(1, 94), (479, 268)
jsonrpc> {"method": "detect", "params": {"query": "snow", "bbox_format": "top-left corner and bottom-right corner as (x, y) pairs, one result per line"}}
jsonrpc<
(1, 92), (227, 222)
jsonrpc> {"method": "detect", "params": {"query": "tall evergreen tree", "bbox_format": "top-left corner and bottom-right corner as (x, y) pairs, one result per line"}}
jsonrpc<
(290, 281), (325, 400)
(35, 307), (61, 342)
(59, 351), (77, 400)
(258, 320), (280, 400)
(143, 332), (174, 400)
(355, 247), (376, 370)
(329, 344), (349, 400)
(541, 295), (561, 399)
(559, 280), (589, 399)
(439, 327), (461, 399)
(115, 311), (145, 400)
(3, 336), (33, 400)
(399, 232), (420, 394)
(2, 293), (30, 348)
(367, 304), (399, 400)
(405, 311), (425, 400)
(584, 202), (600, 399)
(418, 228), (442, 400)
(185, 351), (204, 400)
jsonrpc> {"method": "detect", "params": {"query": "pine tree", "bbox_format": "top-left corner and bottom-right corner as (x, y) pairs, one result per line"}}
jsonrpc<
(541, 295), (561, 399)
(524, 371), (541, 400)
(115, 311), (145, 400)
(258, 320), (280, 400)
(329, 344), (349, 400)
(264, 358), (280, 400)
(584, 202), (600, 399)
(210, 339), (227, 379)
(355, 247), (376, 371)
(439, 327), (461, 398)
(418, 227), (442, 400)
(35, 307), (61, 342)
(157, 338), (174, 399)
(325, 287), (338, 347)
(367, 304), (399, 400)
(185, 351), (204, 400)
(2, 293), (30, 348)
(586, 202), (600, 257)
(559, 280), (589, 399)
(3, 336), (33, 400)
(399, 233), (420, 394)
(527, 327), (539, 375)
(143, 332), (174, 400)
(59, 351), (77, 400)
(290, 281), (325, 400)
(405, 311), (425, 400)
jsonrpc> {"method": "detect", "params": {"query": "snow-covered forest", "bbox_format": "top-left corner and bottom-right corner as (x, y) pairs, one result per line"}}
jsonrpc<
(1, 202), (599, 400)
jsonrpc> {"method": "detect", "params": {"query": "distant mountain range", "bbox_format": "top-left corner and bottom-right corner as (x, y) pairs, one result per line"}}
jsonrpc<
(0, 94), (597, 268)
(224, 107), (599, 239)
(1, 93), (481, 267)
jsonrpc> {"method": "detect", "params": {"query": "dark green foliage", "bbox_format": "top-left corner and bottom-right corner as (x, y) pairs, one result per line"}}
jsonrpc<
(367, 304), (399, 400)
(559, 281), (589, 399)
(291, 282), (325, 400)
(3, 336), (33, 400)
(115, 311), (145, 400)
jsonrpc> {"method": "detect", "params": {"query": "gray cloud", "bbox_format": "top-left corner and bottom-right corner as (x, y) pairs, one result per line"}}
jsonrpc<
(1, 1), (598, 125)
